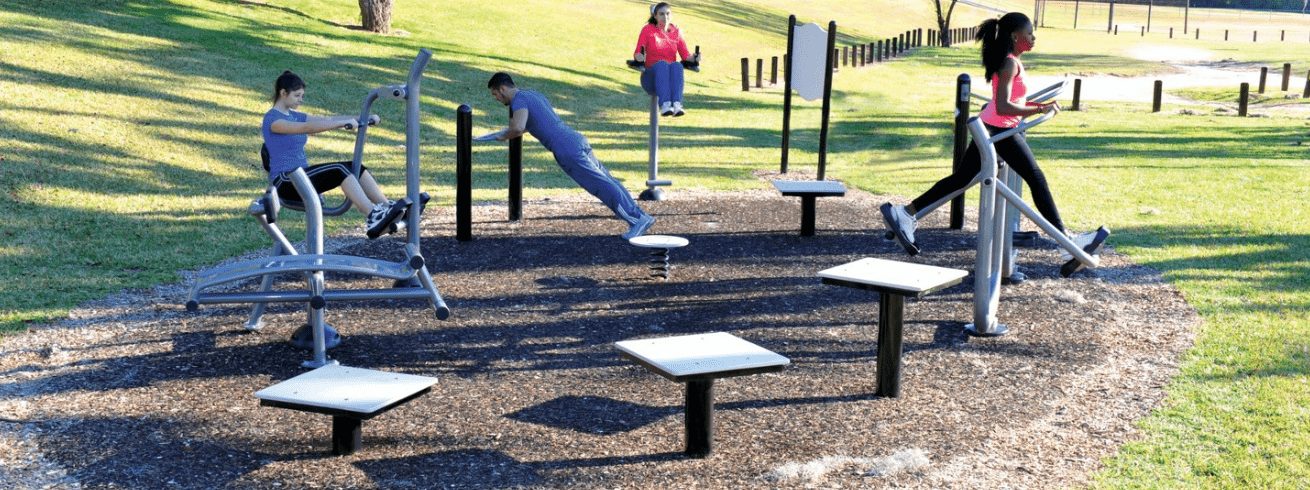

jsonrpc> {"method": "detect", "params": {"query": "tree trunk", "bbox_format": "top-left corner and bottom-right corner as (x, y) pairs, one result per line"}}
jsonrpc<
(359, 0), (392, 33)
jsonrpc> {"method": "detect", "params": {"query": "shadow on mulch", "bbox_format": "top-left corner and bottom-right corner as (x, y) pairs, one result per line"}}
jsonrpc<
(0, 190), (1196, 489)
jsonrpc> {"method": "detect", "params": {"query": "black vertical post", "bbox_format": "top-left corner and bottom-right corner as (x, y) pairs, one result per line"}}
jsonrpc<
(1282, 63), (1292, 91)
(800, 197), (816, 237)
(780, 16), (796, 174)
(684, 379), (714, 457)
(1141, 26), (1145, 37)
(1072, 78), (1082, 111)
(1170, 27), (1173, 39)
(1147, 0), (1153, 32)
(843, 46), (849, 66)
(877, 40), (883, 62)
(1253, 31), (1258, 42)
(456, 105), (473, 241)
(507, 108), (522, 222)
(1115, 25), (1119, 35)
(770, 56), (778, 85)
(1107, 0), (1115, 33)
(1074, 0), (1080, 29)
(1282, 30), (1286, 42)
(1152, 80), (1163, 112)
(740, 57), (750, 91)
(875, 292), (905, 398)
(1196, 28), (1200, 40)
(892, 37), (898, 58)
(1259, 67), (1268, 93)
(817, 21), (836, 181)
(1239, 82), (1249, 117)
(859, 44), (865, 66)
(331, 416), (363, 456)
(1184, 0), (1190, 34)
(1303, 70), (1310, 99)
(755, 58), (763, 88)
(1225, 29), (1229, 41)
(950, 74), (970, 230)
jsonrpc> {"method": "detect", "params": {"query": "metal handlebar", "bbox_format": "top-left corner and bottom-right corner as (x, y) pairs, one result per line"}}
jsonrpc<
(627, 45), (701, 72)
(985, 109), (1057, 144)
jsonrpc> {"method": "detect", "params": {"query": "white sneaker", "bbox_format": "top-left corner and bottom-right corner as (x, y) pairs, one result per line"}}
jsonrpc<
(660, 101), (674, 116)
(1060, 227), (1110, 261)
(672, 101), (685, 117)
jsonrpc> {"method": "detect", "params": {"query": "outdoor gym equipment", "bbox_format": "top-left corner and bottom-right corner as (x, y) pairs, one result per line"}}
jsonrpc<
(625, 46), (700, 201)
(963, 103), (1107, 337)
(627, 234), (688, 279)
(888, 76), (1071, 283)
(772, 15), (846, 237)
(186, 49), (450, 368)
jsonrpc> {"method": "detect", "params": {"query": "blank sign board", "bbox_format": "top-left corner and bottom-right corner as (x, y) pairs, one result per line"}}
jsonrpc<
(791, 22), (829, 101)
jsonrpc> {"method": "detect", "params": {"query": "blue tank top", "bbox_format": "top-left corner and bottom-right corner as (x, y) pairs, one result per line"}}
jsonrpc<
(509, 90), (587, 155)
(261, 109), (309, 180)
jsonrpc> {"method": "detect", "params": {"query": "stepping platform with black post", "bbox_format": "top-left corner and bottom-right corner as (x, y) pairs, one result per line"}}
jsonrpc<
(818, 258), (967, 398)
(615, 332), (789, 458)
(255, 365), (437, 456)
(627, 235), (689, 279)
(771, 180), (846, 236)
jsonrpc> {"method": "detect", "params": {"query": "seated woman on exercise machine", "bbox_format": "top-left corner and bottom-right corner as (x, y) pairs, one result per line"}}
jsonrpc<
(880, 12), (1108, 262)
(262, 70), (410, 239)
(633, 2), (699, 117)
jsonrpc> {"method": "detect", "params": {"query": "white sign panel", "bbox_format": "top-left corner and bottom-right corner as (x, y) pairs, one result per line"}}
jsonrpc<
(791, 22), (829, 102)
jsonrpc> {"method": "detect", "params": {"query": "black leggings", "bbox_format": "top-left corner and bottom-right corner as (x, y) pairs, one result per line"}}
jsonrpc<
(910, 124), (1065, 232)
(270, 162), (368, 203)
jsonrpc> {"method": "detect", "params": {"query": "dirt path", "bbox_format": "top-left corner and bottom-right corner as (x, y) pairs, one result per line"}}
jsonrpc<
(1028, 44), (1304, 107)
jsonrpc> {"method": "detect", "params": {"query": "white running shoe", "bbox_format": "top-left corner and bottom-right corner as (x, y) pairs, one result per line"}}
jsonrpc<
(660, 101), (674, 116)
(1060, 227), (1110, 261)
(672, 101), (685, 117)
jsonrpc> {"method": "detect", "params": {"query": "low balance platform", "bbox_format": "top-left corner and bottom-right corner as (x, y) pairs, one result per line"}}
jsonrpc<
(255, 364), (437, 456)
(818, 258), (967, 398)
(627, 235), (689, 279)
(615, 332), (789, 458)
(771, 180), (846, 236)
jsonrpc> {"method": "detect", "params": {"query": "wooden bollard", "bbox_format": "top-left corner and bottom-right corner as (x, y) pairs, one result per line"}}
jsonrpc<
(1196, 28), (1200, 40)
(877, 40), (884, 62)
(740, 57), (750, 91)
(1225, 30), (1228, 41)
(771, 56), (778, 85)
(1282, 30), (1285, 42)
(892, 38), (898, 58)
(1152, 80), (1163, 113)
(1304, 70), (1310, 99)
(842, 46), (849, 67)
(1253, 31), (1258, 42)
(755, 58), (763, 88)
(833, 49), (839, 70)
(1239, 82), (1249, 117)
(1259, 66), (1268, 94)
(1114, 25), (1119, 35)
(1170, 27), (1173, 39)
(1282, 63), (1292, 91)
(1141, 26), (1145, 37)
(1072, 78), (1082, 111)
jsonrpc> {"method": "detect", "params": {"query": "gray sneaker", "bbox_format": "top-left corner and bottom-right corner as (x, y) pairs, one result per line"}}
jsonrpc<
(1060, 226), (1111, 277)
(880, 203), (919, 256)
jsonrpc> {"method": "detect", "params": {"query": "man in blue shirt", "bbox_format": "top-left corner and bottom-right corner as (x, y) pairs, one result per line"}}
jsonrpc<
(488, 72), (655, 240)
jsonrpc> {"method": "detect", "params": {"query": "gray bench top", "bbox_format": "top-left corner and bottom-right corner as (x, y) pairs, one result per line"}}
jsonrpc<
(771, 180), (847, 197)
(615, 332), (790, 382)
(819, 257), (968, 297)
(628, 235), (689, 249)
(255, 364), (437, 416)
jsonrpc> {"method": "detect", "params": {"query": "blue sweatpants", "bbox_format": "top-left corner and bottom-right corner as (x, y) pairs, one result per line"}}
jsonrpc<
(556, 147), (646, 225)
(639, 61), (685, 106)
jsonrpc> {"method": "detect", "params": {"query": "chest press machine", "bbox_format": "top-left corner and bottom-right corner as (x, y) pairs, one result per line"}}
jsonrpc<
(186, 50), (450, 368)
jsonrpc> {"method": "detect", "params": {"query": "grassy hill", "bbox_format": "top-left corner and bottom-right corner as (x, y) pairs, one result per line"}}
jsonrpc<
(2, 0), (1310, 486)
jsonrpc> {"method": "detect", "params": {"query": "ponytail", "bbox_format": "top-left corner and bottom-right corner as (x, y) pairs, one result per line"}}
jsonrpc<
(976, 12), (1030, 81)
(647, 2), (670, 25)
(272, 70), (305, 103)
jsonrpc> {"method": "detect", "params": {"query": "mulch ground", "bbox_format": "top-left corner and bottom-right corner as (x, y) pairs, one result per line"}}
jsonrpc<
(0, 186), (1196, 489)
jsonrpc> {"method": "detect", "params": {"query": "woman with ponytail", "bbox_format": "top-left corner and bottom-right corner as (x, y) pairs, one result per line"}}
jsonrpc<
(880, 13), (1108, 269)
(633, 2), (700, 116)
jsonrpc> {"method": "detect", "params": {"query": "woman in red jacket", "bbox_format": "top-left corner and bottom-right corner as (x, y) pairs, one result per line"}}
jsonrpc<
(633, 2), (699, 116)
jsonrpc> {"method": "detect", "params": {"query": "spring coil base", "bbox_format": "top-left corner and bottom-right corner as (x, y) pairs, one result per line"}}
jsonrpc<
(649, 248), (672, 279)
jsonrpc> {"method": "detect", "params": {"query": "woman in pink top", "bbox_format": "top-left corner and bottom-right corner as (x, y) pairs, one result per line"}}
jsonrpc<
(634, 2), (699, 116)
(880, 12), (1108, 268)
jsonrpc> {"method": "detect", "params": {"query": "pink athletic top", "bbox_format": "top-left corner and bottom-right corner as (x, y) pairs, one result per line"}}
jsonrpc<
(634, 23), (690, 68)
(978, 54), (1028, 129)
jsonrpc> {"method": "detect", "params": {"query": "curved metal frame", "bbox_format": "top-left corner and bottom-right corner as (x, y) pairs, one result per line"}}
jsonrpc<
(187, 50), (449, 368)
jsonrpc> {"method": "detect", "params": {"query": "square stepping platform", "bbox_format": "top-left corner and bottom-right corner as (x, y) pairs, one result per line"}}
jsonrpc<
(255, 364), (437, 455)
(616, 332), (789, 457)
(819, 258), (967, 397)
(771, 180), (846, 236)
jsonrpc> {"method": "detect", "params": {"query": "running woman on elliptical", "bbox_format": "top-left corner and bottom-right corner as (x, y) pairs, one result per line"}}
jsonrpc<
(880, 12), (1108, 263)
(262, 70), (411, 239)
(487, 72), (656, 240)
(633, 2), (699, 117)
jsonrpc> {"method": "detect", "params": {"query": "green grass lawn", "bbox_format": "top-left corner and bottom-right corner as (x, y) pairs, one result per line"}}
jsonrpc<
(2, 0), (1309, 486)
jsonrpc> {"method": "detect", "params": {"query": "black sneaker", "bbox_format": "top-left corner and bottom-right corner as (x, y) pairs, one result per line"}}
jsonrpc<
(366, 199), (409, 239)
(880, 203), (919, 256)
